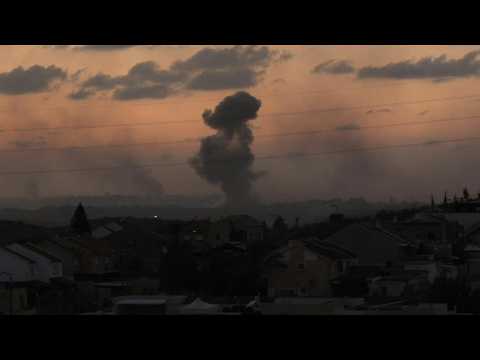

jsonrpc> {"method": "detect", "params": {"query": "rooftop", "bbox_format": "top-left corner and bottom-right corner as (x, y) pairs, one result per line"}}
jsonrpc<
(21, 243), (62, 263)
(0, 246), (36, 263)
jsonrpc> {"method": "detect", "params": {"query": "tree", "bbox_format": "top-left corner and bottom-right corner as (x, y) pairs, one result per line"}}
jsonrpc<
(273, 216), (288, 233)
(270, 216), (289, 246)
(70, 203), (91, 235)
(160, 239), (199, 294)
(463, 187), (470, 201)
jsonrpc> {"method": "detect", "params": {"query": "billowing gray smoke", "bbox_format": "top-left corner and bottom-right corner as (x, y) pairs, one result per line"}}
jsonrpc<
(190, 91), (262, 208)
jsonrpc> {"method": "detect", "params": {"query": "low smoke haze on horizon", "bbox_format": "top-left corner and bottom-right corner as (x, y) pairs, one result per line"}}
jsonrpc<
(0, 45), (480, 205)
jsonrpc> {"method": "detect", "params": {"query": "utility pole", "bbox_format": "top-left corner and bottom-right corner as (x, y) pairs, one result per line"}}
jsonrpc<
(0, 272), (13, 315)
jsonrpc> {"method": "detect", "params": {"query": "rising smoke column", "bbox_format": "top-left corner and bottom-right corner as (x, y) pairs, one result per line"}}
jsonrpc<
(190, 91), (262, 208)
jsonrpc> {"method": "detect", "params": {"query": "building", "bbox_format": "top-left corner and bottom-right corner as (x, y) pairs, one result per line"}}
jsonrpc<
(330, 264), (385, 297)
(368, 270), (430, 299)
(6, 243), (63, 282)
(263, 237), (357, 297)
(0, 246), (39, 314)
(404, 260), (439, 284)
(89, 219), (166, 274)
(207, 215), (264, 248)
(463, 244), (480, 276)
(0, 246), (36, 282)
(35, 238), (81, 279)
(321, 223), (404, 266)
(383, 215), (460, 245)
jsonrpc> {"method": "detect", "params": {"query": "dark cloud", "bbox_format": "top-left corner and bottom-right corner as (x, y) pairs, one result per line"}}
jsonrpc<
(47, 45), (141, 51)
(70, 46), (291, 101)
(190, 91), (263, 208)
(69, 68), (87, 82)
(112, 84), (173, 100)
(171, 45), (285, 72)
(68, 88), (96, 100)
(336, 123), (361, 131)
(75, 45), (140, 51)
(188, 67), (260, 90)
(82, 73), (122, 90)
(0, 65), (67, 95)
(124, 61), (187, 84)
(312, 59), (355, 75)
(357, 50), (480, 80)
(46, 45), (189, 51)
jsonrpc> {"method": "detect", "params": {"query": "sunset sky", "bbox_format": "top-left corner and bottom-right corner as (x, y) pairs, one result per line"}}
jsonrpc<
(1, 45), (480, 203)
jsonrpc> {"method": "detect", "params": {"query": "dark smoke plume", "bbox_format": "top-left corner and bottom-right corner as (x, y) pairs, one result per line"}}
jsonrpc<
(190, 91), (262, 209)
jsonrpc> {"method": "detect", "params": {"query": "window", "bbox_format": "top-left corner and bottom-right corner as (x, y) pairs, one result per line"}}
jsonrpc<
(298, 263), (305, 270)
(337, 261), (344, 273)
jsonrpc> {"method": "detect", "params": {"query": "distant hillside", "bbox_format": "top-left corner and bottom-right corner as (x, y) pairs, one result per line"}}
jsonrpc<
(0, 198), (423, 227)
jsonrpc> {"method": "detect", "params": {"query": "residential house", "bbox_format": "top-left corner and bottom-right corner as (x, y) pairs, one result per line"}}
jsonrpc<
(0, 220), (52, 247)
(0, 246), (36, 282)
(263, 237), (357, 297)
(463, 244), (480, 276)
(207, 215), (264, 248)
(70, 236), (114, 274)
(177, 220), (211, 255)
(382, 213), (462, 255)
(35, 238), (81, 279)
(321, 222), (404, 266)
(41, 234), (112, 277)
(89, 219), (166, 274)
(330, 265), (386, 297)
(404, 260), (439, 284)
(438, 212), (480, 233)
(0, 246), (42, 314)
(6, 243), (62, 282)
(368, 270), (430, 299)
(463, 221), (480, 246)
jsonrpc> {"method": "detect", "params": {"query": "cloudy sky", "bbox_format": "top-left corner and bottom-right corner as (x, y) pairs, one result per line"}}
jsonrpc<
(1, 45), (480, 203)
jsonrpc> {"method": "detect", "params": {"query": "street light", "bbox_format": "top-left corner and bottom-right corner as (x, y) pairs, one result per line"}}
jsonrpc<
(0, 272), (13, 315)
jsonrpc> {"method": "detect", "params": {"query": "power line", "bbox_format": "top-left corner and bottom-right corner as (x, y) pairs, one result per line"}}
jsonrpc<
(0, 135), (478, 177)
(0, 120), (198, 133)
(265, 94), (480, 117)
(1, 114), (479, 154)
(1, 93), (479, 134)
